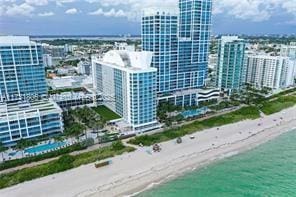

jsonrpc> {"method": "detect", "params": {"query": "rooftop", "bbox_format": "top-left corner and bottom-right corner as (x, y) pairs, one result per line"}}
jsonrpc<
(142, 7), (178, 17)
(220, 36), (244, 43)
(97, 50), (156, 73)
(0, 36), (35, 46)
(0, 100), (62, 121)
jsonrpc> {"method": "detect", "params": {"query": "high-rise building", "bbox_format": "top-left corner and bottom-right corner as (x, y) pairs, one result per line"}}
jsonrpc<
(77, 61), (91, 76)
(142, 9), (178, 93)
(42, 43), (65, 58)
(0, 36), (64, 147)
(280, 42), (296, 59)
(0, 36), (48, 101)
(142, 0), (212, 106)
(216, 36), (246, 92)
(43, 54), (53, 67)
(92, 50), (159, 132)
(245, 55), (296, 90)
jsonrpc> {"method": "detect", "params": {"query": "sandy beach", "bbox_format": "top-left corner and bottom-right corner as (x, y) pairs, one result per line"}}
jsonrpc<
(1, 107), (296, 197)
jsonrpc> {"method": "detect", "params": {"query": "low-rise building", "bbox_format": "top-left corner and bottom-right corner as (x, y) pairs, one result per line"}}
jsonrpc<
(197, 89), (220, 103)
(51, 91), (99, 109)
(48, 76), (92, 90)
(0, 100), (63, 147)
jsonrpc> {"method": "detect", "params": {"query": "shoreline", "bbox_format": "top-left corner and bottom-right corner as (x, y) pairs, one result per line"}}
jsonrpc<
(1, 107), (296, 197)
(129, 121), (296, 197)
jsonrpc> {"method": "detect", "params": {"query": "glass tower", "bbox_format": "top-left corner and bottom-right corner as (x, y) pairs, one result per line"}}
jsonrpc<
(178, 0), (212, 89)
(142, 9), (178, 93)
(0, 36), (47, 101)
(92, 51), (159, 132)
(216, 36), (246, 91)
(142, 0), (212, 106)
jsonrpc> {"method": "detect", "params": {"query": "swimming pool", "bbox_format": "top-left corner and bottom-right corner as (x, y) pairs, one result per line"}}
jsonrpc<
(181, 107), (208, 118)
(24, 141), (66, 154)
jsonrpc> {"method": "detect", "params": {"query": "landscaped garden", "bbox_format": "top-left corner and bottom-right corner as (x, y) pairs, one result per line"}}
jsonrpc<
(92, 106), (121, 121)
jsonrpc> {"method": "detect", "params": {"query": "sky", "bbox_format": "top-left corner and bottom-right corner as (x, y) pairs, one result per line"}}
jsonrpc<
(0, 0), (295, 36)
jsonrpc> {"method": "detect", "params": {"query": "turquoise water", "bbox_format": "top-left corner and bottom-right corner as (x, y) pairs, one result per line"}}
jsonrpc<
(24, 142), (66, 154)
(139, 130), (296, 197)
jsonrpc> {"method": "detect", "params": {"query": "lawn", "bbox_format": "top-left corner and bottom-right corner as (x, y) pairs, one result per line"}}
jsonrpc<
(93, 106), (121, 121)
(0, 142), (135, 189)
(260, 95), (296, 115)
(128, 106), (260, 146)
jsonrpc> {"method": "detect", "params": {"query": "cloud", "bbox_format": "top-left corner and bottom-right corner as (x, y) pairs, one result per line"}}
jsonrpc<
(25, 0), (48, 6)
(214, 0), (271, 22)
(0, 6), (4, 16)
(56, 0), (76, 7)
(38, 11), (54, 16)
(0, 0), (296, 23)
(88, 0), (177, 20)
(89, 8), (126, 17)
(65, 8), (77, 14)
(5, 3), (35, 16)
(87, 0), (296, 22)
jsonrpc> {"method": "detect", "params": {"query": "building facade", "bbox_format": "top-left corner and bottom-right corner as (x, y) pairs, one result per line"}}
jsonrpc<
(77, 61), (91, 76)
(42, 44), (65, 58)
(0, 100), (63, 146)
(51, 91), (99, 109)
(0, 36), (48, 101)
(142, 9), (178, 93)
(142, 0), (212, 106)
(216, 36), (245, 92)
(43, 54), (53, 67)
(245, 55), (296, 90)
(280, 42), (296, 59)
(0, 36), (64, 147)
(92, 50), (158, 132)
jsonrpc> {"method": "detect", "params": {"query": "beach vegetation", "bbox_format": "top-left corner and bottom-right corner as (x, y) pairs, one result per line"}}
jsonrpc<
(0, 143), (86, 171)
(128, 106), (260, 146)
(260, 95), (296, 115)
(0, 144), (135, 189)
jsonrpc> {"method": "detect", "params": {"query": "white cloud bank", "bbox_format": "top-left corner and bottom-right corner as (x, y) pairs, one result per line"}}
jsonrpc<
(88, 0), (296, 22)
(65, 8), (77, 14)
(5, 3), (35, 16)
(89, 8), (126, 17)
(38, 11), (54, 16)
(0, 0), (295, 23)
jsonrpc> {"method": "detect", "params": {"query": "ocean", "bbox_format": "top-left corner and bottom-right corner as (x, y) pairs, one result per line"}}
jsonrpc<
(138, 129), (296, 197)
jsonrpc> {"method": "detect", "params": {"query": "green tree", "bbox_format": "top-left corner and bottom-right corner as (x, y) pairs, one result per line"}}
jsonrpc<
(80, 138), (95, 148)
(111, 141), (125, 151)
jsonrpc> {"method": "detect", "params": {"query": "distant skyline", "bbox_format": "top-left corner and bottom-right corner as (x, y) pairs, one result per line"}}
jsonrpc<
(0, 0), (296, 36)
